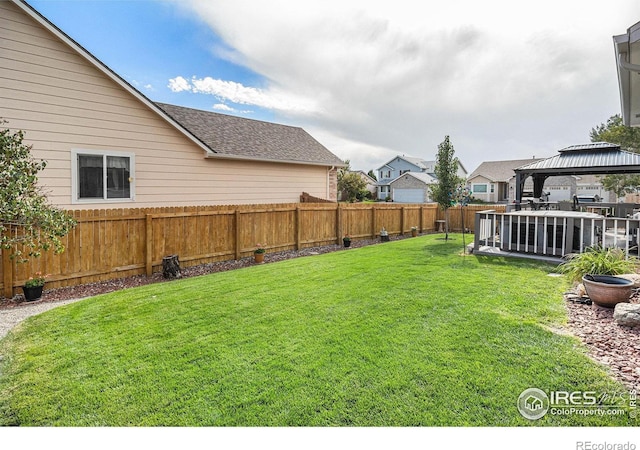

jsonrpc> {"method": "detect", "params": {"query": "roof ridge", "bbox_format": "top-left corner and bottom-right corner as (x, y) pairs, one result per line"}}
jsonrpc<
(155, 102), (304, 131)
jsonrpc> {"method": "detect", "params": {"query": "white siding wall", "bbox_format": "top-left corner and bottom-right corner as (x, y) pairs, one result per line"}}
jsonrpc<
(0, 2), (331, 209)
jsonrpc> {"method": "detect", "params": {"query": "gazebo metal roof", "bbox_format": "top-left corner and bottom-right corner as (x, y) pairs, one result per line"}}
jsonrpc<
(513, 142), (640, 201)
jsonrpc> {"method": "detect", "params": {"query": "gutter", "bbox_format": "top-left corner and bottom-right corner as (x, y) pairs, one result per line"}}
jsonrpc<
(204, 152), (347, 168)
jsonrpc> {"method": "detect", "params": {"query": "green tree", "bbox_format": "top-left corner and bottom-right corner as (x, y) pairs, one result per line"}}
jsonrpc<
(367, 170), (377, 181)
(590, 114), (640, 199)
(1, 123), (76, 262)
(337, 160), (368, 203)
(430, 136), (464, 240)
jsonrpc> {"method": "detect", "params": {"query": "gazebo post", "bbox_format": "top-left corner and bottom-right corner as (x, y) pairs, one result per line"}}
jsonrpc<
(515, 172), (525, 211)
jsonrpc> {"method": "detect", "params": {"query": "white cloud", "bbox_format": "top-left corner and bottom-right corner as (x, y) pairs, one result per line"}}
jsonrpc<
(177, 0), (638, 172)
(168, 75), (318, 114)
(212, 103), (234, 112)
(212, 103), (253, 114)
(168, 76), (192, 93)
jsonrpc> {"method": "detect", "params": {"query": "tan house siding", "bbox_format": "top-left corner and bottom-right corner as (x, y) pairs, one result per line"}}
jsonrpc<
(0, 1), (335, 209)
(468, 175), (497, 203)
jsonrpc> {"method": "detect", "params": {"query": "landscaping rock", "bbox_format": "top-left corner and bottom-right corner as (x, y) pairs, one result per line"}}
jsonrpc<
(613, 303), (640, 327)
(565, 287), (640, 393)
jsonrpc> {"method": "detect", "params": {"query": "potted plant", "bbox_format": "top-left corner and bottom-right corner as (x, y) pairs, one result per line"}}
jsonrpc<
(380, 227), (390, 242)
(411, 226), (418, 237)
(558, 246), (638, 307)
(22, 272), (48, 301)
(254, 243), (266, 263)
(343, 235), (351, 248)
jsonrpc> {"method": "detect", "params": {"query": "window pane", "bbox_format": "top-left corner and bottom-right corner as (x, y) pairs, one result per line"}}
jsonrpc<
(78, 155), (103, 199)
(473, 184), (488, 193)
(106, 156), (130, 199)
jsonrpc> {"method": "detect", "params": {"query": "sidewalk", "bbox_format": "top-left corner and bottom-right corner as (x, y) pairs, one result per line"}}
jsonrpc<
(0, 298), (87, 340)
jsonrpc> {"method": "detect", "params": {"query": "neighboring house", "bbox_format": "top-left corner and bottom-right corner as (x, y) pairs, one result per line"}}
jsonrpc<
(467, 159), (541, 203)
(571, 174), (615, 202)
(342, 170), (377, 200)
(468, 159), (616, 204)
(507, 174), (615, 203)
(389, 172), (437, 203)
(0, 0), (344, 209)
(376, 155), (468, 202)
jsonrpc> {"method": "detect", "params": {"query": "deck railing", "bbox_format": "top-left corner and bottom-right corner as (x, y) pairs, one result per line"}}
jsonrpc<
(474, 210), (640, 258)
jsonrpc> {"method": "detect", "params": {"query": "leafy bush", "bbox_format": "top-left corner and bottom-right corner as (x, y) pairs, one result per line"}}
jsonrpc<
(557, 245), (638, 282)
(1, 123), (76, 262)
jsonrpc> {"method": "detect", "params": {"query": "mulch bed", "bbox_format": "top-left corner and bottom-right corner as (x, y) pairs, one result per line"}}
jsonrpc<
(0, 235), (410, 309)
(565, 287), (640, 393)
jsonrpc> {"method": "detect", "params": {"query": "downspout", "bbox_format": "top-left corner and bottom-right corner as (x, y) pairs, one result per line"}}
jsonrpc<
(618, 52), (640, 73)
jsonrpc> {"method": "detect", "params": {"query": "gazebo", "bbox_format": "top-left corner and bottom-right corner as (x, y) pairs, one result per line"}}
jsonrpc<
(514, 142), (640, 210)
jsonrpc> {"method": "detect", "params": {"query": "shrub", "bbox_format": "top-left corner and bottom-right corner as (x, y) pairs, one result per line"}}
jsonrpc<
(557, 245), (638, 282)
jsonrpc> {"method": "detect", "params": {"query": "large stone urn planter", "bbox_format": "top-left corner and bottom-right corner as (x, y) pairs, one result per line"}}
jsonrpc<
(582, 274), (633, 308)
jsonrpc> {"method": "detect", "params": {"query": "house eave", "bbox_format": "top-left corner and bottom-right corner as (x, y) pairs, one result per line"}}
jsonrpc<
(614, 22), (640, 127)
(204, 152), (346, 168)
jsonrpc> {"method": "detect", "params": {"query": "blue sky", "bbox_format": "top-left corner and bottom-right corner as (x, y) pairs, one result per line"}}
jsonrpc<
(26, 0), (640, 174)
(28, 0), (274, 119)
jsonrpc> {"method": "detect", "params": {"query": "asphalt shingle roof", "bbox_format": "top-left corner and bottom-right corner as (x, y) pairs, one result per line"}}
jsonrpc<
(389, 172), (437, 185)
(156, 103), (345, 167)
(468, 158), (542, 182)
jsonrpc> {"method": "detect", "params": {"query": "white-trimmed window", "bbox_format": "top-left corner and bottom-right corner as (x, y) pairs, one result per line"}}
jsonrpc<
(472, 183), (488, 194)
(72, 149), (135, 203)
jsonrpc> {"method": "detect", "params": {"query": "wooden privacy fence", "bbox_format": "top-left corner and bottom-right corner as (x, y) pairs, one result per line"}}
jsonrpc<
(1, 202), (505, 297)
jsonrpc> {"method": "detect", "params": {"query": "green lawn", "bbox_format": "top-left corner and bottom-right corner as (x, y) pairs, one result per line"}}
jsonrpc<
(0, 235), (635, 426)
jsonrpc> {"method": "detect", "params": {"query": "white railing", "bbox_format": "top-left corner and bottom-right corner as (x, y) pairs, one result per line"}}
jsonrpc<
(473, 210), (640, 258)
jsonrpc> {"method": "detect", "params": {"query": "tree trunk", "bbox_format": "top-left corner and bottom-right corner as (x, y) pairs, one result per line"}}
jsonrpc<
(445, 208), (450, 240)
(162, 254), (182, 279)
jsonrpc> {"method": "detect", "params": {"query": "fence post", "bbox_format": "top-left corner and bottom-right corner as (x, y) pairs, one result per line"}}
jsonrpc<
(235, 209), (242, 260)
(295, 206), (301, 250)
(371, 205), (377, 238)
(401, 206), (405, 235)
(2, 226), (14, 298)
(145, 214), (153, 277)
(336, 204), (342, 245)
(419, 206), (424, 233)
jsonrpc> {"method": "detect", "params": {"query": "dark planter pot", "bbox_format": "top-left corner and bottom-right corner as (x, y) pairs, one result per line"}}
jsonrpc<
(343, 240), (351, 248)
(22, 285), (44, 302)
(381, 235), (390, 242)
(582, 274), (633, 308)
(411, 229), (418, 237)
(254, 252), (265, 264)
